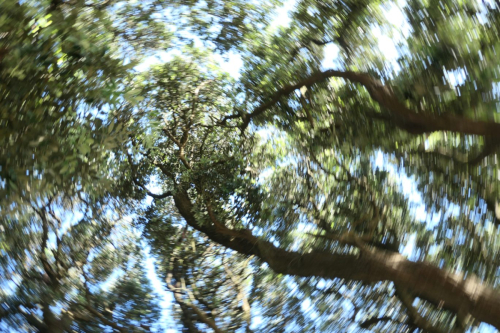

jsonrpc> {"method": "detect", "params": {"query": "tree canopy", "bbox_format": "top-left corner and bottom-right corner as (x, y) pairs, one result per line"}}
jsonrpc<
(2, 0), (500, 332)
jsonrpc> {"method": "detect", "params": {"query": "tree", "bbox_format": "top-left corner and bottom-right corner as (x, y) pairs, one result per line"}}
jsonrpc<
(0, 196), (160, 332)
(3, 0), (500, 332)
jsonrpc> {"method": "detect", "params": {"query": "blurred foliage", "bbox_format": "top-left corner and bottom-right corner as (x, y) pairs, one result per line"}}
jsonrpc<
(0, 196), (160, 332)
(4, 0), (500, 332)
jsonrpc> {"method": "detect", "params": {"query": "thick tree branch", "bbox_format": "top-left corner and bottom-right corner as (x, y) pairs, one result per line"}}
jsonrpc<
(310, 281), (360, 322)
(230, 70), (500, 142)
(172, 189), (500, 330)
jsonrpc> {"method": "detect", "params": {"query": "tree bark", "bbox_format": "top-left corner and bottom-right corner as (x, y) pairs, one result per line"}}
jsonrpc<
(237, 69), (500, 140)
(172, 190), (500, 330)
(41, 307), (65, 333)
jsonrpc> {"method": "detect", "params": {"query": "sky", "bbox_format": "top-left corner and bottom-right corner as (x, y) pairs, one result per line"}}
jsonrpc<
(0, 1), (495, 332)
(135, 1), (423, 332)
(135, 2), (307, 330)
(142, 244), (177, 332)
(133, 1), (498, 332)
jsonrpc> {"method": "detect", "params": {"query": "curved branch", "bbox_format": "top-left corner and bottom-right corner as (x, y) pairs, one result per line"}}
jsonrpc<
(126, 152), (172, 199)
(142, 189), (172, 200)
(416, 138), (500, 167)
(172, 189), (500, 330)
(232, 69), (500, 141)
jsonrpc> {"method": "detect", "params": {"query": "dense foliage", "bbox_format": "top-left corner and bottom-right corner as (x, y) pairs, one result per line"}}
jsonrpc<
(3, 0), (500, 332)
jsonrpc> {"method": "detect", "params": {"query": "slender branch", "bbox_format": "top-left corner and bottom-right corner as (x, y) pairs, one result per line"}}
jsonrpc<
(166, 273), (226, 333)
(359, 316), (393, 329)
(81, 270), (127, 333)
(18, 306), (48, 331)
(306, 231), (371, 249)
(126, 152), (173, 199)
(416, 139), (500, 166)
(223, 260), (252, 331)
(286, 38), (338, 65)
(84, 305), (126, 333)
(396, 288), (452, 333)
(219, 113), (243, 127)
(191, 80), (214, 119)
(162, 129), (192, 169)
(47, 208), (70, 274)
(310, 282), (360, 322)
(84, 0), (115, 10)
(32, 207), (59, 286)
